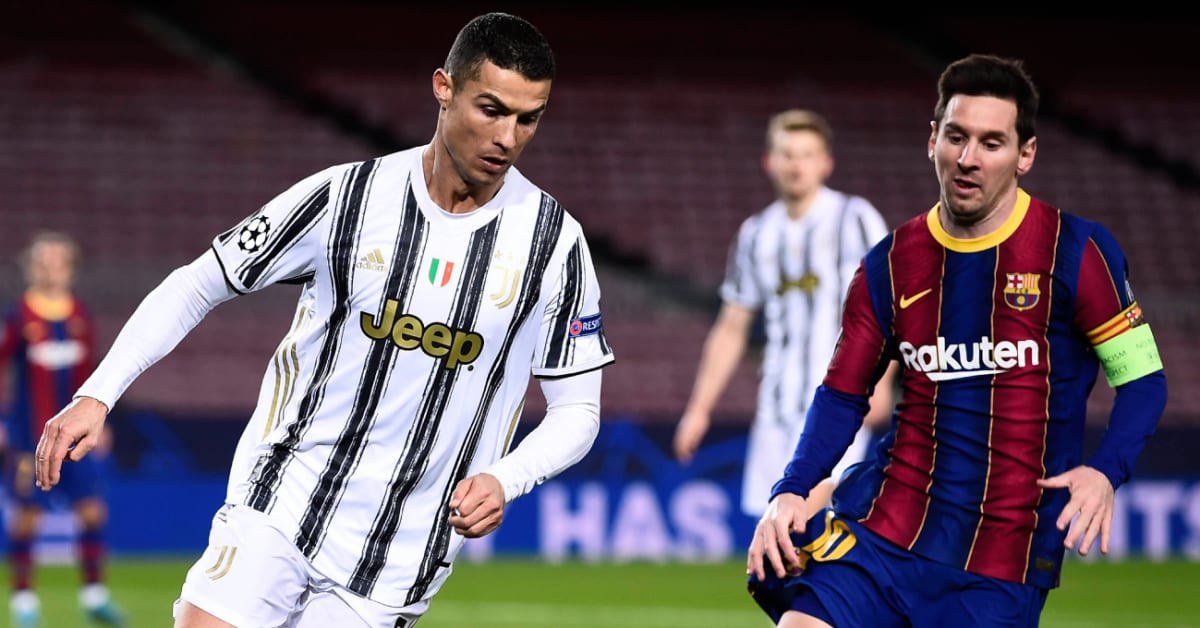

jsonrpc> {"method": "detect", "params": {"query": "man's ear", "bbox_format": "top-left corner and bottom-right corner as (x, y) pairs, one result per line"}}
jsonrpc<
(1016, 136), (1037, 176)
(927, 120), (937, 161)
(433, 69), (453, 110)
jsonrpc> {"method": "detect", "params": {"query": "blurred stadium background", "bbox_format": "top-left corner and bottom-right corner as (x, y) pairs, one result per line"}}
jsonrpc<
(2, 2), (1199, 626)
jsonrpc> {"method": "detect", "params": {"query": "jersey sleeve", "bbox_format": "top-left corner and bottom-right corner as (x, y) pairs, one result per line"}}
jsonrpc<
(210, 166), (338, 294)
(1073, 223), (1166, 486)
(531, 230), (615, 378)
(823, 260), (893, 396)
(1074, 224), (1163, 386)
(718, 216), (764, 308)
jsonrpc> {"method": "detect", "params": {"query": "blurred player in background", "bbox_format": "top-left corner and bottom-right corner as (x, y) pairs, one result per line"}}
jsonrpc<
(674, 109), (898, 516)
(0, 231), (125, 627)
(748, 54), (1168, 627)
(34, 11), (614, 628)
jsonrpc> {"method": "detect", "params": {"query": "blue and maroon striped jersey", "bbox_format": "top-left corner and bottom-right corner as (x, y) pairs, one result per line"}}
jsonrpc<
(0, 294), (95, 452)
(826, 189), (1152, 589)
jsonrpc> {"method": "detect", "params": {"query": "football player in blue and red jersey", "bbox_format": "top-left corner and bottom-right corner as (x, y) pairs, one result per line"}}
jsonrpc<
(747, 54), (1167, 627)
(0, 231), (125, 626)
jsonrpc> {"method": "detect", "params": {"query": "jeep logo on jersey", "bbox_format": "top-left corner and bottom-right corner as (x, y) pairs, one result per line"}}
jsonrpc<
(899, 335), (1040, 382)
(428, 258), (455, 287)
(360, 299), (484, 369)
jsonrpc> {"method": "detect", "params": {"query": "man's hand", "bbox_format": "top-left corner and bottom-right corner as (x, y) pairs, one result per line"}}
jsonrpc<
(746, 493), (809, 582)
(673, 410), (710, 464)
(448, 473), (506, 538)
(35, 396), (109, 491)
(1037, 465), (1115, 556)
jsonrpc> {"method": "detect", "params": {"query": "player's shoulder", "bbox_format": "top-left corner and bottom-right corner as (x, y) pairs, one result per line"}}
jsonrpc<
(829, 187), (881, 213)
(736, 200), (784, 233)
(495, 167), (591, 241)
(1034, 194), (1120, 246)
(307, 146), (421, 186)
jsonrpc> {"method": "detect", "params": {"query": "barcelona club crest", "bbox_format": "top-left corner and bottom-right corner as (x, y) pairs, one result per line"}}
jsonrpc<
(1004, 272), (1041, 311)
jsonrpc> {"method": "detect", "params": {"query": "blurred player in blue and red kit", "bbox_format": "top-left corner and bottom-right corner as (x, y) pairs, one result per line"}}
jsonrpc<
(746, 54), (1168, 627)
(0, 231), (125, 626)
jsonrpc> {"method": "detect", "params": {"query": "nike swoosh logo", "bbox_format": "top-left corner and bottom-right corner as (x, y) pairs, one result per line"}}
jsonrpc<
(927, 369), (1005, 382)
(899, 288), (933, 310)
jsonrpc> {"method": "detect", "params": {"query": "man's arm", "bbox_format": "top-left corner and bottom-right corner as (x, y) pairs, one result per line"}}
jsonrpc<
(449, 368), (603, 538)
(35, 250), (236, 490)
(1037, 226), (1168, 556)
(748, 262), (888, 580)
(864, 360), (900, 431)
(673, 302), (754, 463)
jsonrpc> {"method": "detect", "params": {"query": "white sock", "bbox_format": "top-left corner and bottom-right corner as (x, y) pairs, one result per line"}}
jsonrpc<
(79, 583), (111, 609)
(10, 590), (39, 614)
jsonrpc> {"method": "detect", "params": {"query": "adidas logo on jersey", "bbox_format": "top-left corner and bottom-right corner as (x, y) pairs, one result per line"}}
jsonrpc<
(357, 249), (387, 272)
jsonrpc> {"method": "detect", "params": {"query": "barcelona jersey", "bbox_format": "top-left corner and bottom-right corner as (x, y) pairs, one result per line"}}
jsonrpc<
(0, 293), (95, 452)
(826, 189), (1149, 589)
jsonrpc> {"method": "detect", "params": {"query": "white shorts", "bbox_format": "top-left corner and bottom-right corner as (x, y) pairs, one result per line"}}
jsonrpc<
(175, 504), (428, 628)
(740, 418), (873, 517)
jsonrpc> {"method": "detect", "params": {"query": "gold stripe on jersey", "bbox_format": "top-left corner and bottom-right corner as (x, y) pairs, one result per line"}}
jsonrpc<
(502, 401), (525, 455)
(263, 307), (308, 439)
(1087, 302), (1143, 345)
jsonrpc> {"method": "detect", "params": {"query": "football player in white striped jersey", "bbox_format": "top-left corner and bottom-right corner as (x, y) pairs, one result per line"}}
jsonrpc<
(674, 109), (898, 518)
(34, 12), (614, 628)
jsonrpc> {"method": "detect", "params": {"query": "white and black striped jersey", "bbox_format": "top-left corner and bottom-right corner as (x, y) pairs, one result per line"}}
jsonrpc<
(209, 145), (614, 606)
(721, 187), (888, 427)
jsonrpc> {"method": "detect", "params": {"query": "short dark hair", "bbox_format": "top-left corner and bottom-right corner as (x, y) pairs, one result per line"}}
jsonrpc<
(444, 12), (555, 90)
(933, 54), (1039, 146)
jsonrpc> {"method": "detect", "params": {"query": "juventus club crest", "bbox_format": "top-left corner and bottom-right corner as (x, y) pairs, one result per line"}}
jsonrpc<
(489, 251), (526, 308)
(1004, 272), (1041, 311)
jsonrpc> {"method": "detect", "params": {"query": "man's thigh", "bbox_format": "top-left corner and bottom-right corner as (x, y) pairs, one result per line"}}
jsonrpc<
(176, 505), (311, 628)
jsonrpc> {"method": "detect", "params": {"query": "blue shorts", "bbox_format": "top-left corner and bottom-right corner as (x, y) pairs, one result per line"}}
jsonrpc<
(4, 450), (109, 509)
(748, 508), (1048, 627)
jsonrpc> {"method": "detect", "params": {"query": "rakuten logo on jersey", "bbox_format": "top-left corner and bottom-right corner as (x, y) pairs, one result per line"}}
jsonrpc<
(28, 340), (86, 370)
(899, 336), (1040, 382)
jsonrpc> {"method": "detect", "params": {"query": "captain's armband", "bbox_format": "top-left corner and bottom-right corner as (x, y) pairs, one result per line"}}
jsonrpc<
(1094, 324), (1163, 387)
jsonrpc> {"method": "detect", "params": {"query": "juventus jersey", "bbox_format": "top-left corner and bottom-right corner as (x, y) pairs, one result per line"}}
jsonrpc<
(721, 187), (888, 425)
(210, 146), (614, 606)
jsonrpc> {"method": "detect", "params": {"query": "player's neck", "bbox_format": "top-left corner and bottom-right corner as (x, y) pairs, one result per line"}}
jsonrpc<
(423, 144), (501, 215)
(25, 288), (74, 321)
(939, 186), (1020, 240)
(783, 190), (819, 221)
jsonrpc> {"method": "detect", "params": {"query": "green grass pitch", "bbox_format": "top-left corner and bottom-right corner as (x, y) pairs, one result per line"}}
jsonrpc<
(3, 557), (1197, 627)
